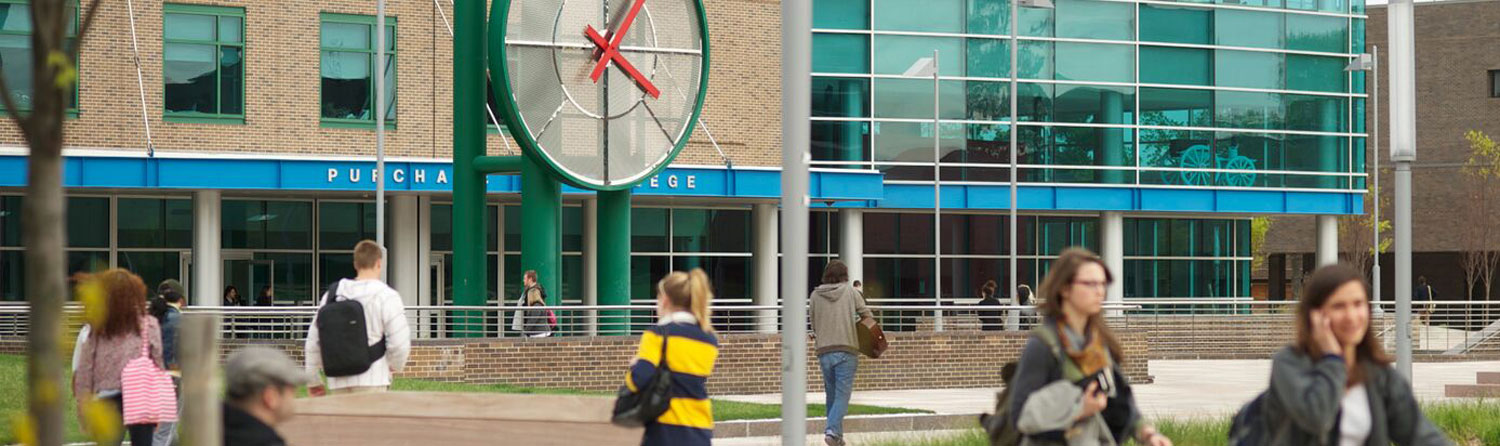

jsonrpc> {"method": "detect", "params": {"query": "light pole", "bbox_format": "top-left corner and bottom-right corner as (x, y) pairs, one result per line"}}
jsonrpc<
(1389, 0), (1417, 380)
(1346, 50), (1379, 309)
(904, 53), (941, 330)
(781, 0), (812, 442)
(1009, 0), (1054, 313)
(375, 0), (388, 279)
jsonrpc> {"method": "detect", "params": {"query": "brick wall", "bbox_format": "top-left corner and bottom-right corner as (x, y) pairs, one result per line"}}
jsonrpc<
(0, 0), (783, 167)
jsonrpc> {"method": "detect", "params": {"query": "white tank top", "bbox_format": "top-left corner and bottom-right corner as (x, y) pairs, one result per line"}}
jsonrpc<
(1339, 384), (1372, 446)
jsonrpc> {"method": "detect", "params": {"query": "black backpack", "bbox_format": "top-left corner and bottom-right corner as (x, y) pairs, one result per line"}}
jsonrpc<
(1228, 391), (1270, 446)
(611, 329), (674, 427)
(315, 280), (387, 378)
(979, 361), (1023, 446)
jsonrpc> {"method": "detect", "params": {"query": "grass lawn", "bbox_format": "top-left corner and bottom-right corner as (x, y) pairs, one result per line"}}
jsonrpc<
(866, 400), (1500, 446)
(0, 354), (927, 443)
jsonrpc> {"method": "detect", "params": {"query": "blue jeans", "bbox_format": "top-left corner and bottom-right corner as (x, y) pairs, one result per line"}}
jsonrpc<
(818, 351), (858, 437)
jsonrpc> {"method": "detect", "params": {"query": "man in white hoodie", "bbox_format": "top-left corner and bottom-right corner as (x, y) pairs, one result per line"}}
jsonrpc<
(305, 240), (411, 395)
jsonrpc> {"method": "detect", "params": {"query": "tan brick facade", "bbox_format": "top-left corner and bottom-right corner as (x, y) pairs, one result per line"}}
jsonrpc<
(1, 0), (782, 166)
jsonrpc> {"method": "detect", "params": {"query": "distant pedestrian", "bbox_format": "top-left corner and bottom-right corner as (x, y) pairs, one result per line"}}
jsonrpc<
(510, 270), (554, 337)
(1255, 265), (1449, 446)
(256, 286), (275, 307)
(625, 269), (720, 446)
(1414, 276), (1436, 325)
(73, 269), (165, 446)
(223, 286), (242, 307)
(151, 280), (187, 446)
(305, 240), (410, 396)
(809, 260), (875, 446)
(976, 280), (1004, 331)
(1017, 284), (1039, 330)
(1009, 249), (1170, 446)
(223, 347), (314, 446)
(852, 280), (863, 294)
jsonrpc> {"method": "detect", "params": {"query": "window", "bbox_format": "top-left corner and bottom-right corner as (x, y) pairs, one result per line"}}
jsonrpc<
(1054, 0), (1132, 41)
(1490, 70), (1500, 98)
(814, 0), (869, 30)
(163, 4), (243, 122)
(1140, 47), (1210, 86)
(1139, 5), (1209, 45)
(812, 33), (868, 74)
(320, 13), (395, 127)
(0, 0), (78, 114)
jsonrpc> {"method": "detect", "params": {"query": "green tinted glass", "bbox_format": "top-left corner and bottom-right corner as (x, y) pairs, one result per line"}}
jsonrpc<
(812, 77), (869, 117)
(1139, 5), (1209, 44)
(965, 38), (1008, 78)
(812, 33), (869, 73)
(0, 4), (31, 33)
(321, 22), (369, 49)
(873, 35), (962, 76)
(68, 197), (109, 248)
(1216, 50), (1283, 90)
(1215, 91), (1284, 130)
(631, 208), (669, 252)
(1055, 42), (1132, 83)
(814, 0), (869, 29)
(1055, 0), (1132, 41)
(1285, 94), (1347, 132)
(967, 81), (1009, 121)
(220, 16), (242, 43)
(872, 121), (966, 163)
(1286, 14), (1346, 53)
(1018, 40), (1052, 79)
(1140, 88), (1211, 128)
(165, 13), (214, 41)
(1053, 85), (1134, 124)
(1286, 55), (1346, 93)
(1215, 9), (1281, 49)
(1140, 46), (1210, 86)
(872, 78), (966, 119)
(812, 121), (871, 162)
(874, 0), (963, 32)
(967, 0), (1006, 34)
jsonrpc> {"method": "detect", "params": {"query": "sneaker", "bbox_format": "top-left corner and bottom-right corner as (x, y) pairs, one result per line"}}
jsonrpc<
(825, 434), (845, 446)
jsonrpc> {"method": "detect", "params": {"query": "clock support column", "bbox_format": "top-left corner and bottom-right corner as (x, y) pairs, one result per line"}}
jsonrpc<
(452, 0), (487, 336)
(521, 155), (564, 308)
(597, 189), (631, 334)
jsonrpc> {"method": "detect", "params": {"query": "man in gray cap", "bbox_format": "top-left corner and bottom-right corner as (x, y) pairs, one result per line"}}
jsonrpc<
(223, 347), (313, 446)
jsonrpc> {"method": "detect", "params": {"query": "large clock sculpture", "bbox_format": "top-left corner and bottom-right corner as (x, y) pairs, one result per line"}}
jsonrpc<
(449, 0), (707, 333)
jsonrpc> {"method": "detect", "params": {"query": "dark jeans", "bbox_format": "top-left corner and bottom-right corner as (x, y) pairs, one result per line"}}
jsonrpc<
(106, 393), (157, 446)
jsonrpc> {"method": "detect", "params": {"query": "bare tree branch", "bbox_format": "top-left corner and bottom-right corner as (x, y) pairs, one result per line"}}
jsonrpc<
(68, 0), (104, 62)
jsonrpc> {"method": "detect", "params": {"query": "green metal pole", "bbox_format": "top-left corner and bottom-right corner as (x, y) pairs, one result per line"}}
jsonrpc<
(522, 154), (562, 307)
(452, 0), (485, 335)
(597, 189), (632, 334)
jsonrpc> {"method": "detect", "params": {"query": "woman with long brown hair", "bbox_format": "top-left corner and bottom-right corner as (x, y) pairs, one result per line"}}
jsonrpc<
(73, 269), (164, 446)
(1260, 264), (1448, 445)
(1007, 248), (1170, 446)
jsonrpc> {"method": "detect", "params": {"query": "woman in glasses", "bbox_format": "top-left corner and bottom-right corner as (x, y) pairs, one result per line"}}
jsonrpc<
(1007, 248), (1171, 446)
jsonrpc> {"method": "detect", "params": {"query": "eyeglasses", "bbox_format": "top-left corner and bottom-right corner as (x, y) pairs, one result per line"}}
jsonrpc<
(1071, 279), (1111, 290)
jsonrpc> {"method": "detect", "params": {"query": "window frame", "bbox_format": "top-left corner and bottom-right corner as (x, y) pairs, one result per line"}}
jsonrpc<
(162, 3), (245, 124)
(0, 0), (80, 117)
(318, 12), (397, 129)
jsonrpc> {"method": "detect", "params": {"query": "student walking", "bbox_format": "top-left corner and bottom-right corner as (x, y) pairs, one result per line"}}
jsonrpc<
(1256, 264), (1449, 446)
(304, 240), (411, 396)
(73, 269), (166, 446)
(511, 270), (554, 337)
(1008, 248), (1171, 446)
(976, 280), (1004, 331)
(624, 269), (720, 446)
(150, 280), (186, 446)
(809, 260), (876, 446)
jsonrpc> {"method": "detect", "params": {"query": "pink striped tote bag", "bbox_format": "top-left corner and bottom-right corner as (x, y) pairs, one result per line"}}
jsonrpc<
(122, 321), (177, 425)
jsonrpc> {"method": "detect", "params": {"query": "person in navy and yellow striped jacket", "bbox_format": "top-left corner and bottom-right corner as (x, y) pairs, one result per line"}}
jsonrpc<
(626, 269), (721, 446)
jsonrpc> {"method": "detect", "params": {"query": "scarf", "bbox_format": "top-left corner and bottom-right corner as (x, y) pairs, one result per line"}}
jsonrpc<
(1056, 320), (1112, 377)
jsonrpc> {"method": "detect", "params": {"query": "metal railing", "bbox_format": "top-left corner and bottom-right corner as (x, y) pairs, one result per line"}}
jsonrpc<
(4, 300), (1500, 355)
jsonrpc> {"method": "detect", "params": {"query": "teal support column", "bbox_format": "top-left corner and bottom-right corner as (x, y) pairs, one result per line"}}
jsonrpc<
(522, 154), (563, 307)
(597, 189), (632, 335)
(843, 82), (864, 166)
(1318, 99), (1340, 189)
(1100, 90), (1126, 184)
(451, 0), (486, 335)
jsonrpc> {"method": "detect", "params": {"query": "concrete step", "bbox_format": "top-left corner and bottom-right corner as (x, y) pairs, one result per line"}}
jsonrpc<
(1445, 384), (1500, 398)
(1479, 371), (1500, 384)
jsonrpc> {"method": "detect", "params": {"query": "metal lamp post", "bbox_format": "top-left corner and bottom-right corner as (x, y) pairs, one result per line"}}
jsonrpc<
(1009, 0), (1054, 312)
(1346, 50), (1379, 309)
(1389, 0), (1417, 380)
(904, 54), (942, 330)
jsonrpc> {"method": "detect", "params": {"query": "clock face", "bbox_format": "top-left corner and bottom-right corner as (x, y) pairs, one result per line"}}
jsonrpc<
(490, 0), (708, 190)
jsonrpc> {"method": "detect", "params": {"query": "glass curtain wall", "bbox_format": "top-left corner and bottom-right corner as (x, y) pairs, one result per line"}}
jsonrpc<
(630, 206), (752, 331)
(0, 195), (113, 301)
(811, 0), (1367, 189)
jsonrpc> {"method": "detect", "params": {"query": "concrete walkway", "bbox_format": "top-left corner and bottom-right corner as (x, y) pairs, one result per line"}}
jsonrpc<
(717, 359), (1500, 420)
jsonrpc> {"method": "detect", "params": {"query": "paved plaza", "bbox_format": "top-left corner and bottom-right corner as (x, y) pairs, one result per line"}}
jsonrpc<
(716, 359), (1500, 445)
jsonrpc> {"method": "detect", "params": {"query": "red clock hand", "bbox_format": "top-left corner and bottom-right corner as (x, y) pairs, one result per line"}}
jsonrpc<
(583, 0), (660, 98)
(585, 26), (661, 98)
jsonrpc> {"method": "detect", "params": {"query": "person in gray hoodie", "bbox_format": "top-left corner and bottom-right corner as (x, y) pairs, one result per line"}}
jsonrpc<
(1261, 264), (1450, 446)
(809, 260), (874, 446)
